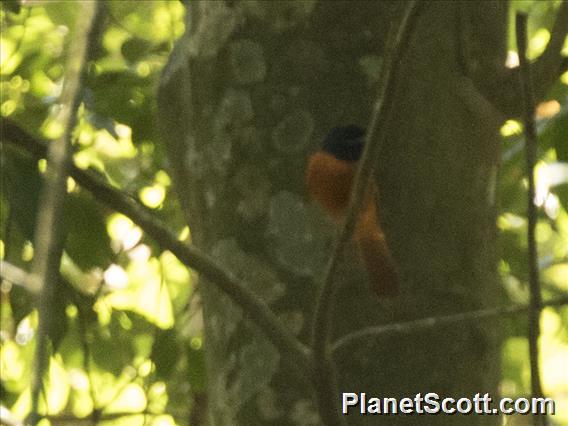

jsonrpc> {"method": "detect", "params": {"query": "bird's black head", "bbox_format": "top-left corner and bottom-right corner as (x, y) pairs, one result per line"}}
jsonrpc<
(322, 125), (365, 162)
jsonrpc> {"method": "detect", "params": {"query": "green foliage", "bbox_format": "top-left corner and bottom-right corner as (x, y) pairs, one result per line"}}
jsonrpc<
(497, 9), (568, 412)
(86, 69), (155, 145)
(1, 1), (192, 424)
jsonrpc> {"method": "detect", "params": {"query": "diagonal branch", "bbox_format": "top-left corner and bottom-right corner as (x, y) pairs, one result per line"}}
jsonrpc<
(1, 118), (311, 373)
(516, 12), (546, 421)
(309, 2), (423, 424)
(27, 2), (103, 424)
(331, 293), (568, 353)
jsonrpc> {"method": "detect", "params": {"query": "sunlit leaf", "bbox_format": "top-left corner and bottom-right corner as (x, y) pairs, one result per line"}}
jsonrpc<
(44, 356), (70, 415)
(103, 256), (174, 329)
(104, 383), (147, 413)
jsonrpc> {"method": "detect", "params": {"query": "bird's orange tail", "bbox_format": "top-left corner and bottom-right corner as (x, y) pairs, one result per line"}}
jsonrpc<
(357, 233), (399, 297)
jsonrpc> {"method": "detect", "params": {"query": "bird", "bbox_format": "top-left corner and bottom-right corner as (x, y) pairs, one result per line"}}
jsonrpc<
(306, 125), (398, 297)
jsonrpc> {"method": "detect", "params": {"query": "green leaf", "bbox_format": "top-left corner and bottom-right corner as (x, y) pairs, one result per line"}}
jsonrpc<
(121, 38), (152, 63)
(48, 283), (69, 350)
(1, 145), (42, 241)
(499, 165), (526, 215)
(43, 1), (80, 37)
(91, 315), (136, 375)
(539, 107), (568, 161)
(499, 229), (529, 281)
(86, 70), (155, 144)
(187, 346), (206, 392)
(91, 312), (154, 375)
(2, 0), (21, 14)
(57, 315), (87, 371)
(63, 193), (113, 271)
(151, 328), (180, 380)
(551, 183), (568, 211)
(9, 285), (33, 328)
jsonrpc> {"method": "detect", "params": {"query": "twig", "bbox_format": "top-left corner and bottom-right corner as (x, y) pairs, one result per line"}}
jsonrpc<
(516, 12), (546, 424)
(332, 294), (568, 353)
(309, 2), (422, 424)
(1, 119), (311, 373)
(0, 260), (33, 293)
(27, 2), (103, 424)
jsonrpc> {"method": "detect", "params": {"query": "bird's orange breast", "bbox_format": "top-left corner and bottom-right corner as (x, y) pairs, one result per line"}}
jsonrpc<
(306, 149), (398, 297)
(306, 151), (357, 222)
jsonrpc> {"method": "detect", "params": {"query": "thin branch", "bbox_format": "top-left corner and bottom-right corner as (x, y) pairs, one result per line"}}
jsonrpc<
(27, 2), (102, 424)
(0, 260), (33, 293)
(332, 294), (568, 353)
(309, 2), (422, 424)
(516, 12), (546, 424)
(1, 119), (311, 373)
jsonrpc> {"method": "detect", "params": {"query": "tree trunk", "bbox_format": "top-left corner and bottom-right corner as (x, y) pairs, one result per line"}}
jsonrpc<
(158, 1), (504, 424)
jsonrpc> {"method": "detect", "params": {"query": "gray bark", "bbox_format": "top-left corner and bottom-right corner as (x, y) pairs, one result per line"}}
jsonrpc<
(158, 1), (505, 424)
